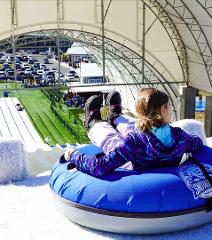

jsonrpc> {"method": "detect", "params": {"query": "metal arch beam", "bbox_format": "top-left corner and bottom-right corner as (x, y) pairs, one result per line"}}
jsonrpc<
(67, 29), (180, 83)
(141, 0), (189, 85)
(1, 0), (210, 89)
(67, 31), (163, 84)
(0, 28), (178, 114)
(64, 31), (149, 86)
(0, 29), (153, 89)
(95, 0), (189, 87)
(0, 32), (72, 51)
(10, 0), (17, 26)
(157, 0), (212, 88)
(62, 30), (179, 116)
(0, 28), (181, 97)
(95, 32), (180, 99)
(56, 29), (181, 102)
(1, 27), (182, 86)
(195, 0), (212, 19)
(91, 47), (139, 101)
(86, 44), (177, 113)
(88, 46), (118, 86)
(39, 28), (179, 104)
(93, 1), (188, 87)
(67, 30), (179, 105)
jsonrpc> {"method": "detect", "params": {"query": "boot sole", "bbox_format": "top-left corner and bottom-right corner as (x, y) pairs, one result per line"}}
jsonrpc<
(106, 91), (121, 106)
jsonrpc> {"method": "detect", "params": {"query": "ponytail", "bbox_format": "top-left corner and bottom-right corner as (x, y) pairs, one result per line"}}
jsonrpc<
(135, 88), (169, 132)
(136, 115), (164, 132)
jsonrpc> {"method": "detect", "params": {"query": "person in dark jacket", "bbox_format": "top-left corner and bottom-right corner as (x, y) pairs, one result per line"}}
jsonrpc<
(63, 88), (203, 177)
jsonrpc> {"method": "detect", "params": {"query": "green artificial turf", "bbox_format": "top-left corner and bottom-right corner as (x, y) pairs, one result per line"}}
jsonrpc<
(16, 89), (88, 146)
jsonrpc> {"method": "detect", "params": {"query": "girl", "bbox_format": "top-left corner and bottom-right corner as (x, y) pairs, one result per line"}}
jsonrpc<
(64, 88), (203, 176)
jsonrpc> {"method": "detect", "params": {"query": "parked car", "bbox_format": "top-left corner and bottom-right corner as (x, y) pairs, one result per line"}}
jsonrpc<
(65, 73), (80, 82)
(51, 68), (57, 73)
(65, 73), (75, 81)
(55, 72), (66, 85)
(40, 64), (48, 70)
(43, 58), (50, 64)
(22, 56), (28, 62)
(15, 63), (22, 70)
(3, 63), (10, 69)
(42, 75), (55, 86)
(6, 70), (15, 80)
(17, 71), (26, 81)
(47, 54), (53, 59)
(25, 68), (32, 75)
(4, 68), (12, 75)
(37, 69), (44, 76)
(22, 62), (30, 69)
(69, 70), (78, 76)
(0, 71), (6, 80)
(28, 59), (35, 65)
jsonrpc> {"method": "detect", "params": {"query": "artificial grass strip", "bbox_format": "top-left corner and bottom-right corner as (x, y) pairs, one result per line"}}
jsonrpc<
(18, 90), (85, 145)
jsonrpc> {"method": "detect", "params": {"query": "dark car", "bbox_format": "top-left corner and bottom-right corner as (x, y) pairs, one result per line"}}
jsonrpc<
(28, 59), (35, 64)
(22, 56), (28, 62)
(42, 76), (55, 86)
(3, 63), (10, 69)
(0, 71), (6, 80)
(17, 71), (26, 81)
(6, 70), (15, 80)
(15, 64), (22, 70)
(43, 58), (50, 64)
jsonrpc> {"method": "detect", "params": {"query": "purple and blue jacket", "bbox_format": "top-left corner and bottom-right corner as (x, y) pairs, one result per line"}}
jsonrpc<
(69, 126), (203, 177)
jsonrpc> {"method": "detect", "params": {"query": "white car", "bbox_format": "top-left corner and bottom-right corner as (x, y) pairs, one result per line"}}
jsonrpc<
(65, 73), (80, 82)
(22, 63), (30, 69)
(25, 68), (32, 75)
(37, 69), (44, 76)
(55, 72), (66, 85)
(65, 73), (74, 80)
(40, 64), (47, 70)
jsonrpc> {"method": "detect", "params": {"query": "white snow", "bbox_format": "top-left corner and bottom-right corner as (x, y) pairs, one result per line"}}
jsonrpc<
(0, 145), (212, 240)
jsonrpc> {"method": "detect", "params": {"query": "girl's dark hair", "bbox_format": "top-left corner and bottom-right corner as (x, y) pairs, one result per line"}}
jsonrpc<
(135, 88), (169, 132)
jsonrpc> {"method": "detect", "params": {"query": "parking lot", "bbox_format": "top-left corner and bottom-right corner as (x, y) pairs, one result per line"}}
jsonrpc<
(0, 51), (80, 88)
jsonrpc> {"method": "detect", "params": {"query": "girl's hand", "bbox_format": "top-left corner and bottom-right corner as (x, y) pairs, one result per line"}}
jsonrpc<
(64, 145), (77, 161)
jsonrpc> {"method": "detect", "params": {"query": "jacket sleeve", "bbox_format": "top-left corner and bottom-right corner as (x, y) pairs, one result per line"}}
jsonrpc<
(180, 130), (203, 153)
(69, 133), (137, 177)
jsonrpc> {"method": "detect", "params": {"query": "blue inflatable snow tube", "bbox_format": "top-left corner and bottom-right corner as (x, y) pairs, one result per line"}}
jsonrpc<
(49, 144), (212, 214)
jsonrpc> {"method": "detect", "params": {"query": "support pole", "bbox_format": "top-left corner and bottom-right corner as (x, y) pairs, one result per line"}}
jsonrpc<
(11, 0), (17, 92)
(142, 3), (146, 84)
(57, 0), (61, 89)
(12, 25), (17, 91)
(180, 86), (196, 119)
(205, 96), (212, 137)
(57, 31), (61, 88)
(101, 0), (106, 85)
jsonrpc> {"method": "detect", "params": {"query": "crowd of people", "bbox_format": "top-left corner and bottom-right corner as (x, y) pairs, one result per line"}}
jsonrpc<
(63, 90), (85, 108)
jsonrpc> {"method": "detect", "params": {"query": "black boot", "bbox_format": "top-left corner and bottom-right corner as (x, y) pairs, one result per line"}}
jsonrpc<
(106, 91), (122, 128)
(84, 95), (102, 129)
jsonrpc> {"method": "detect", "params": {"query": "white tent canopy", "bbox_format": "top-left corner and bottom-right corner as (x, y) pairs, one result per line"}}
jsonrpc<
(66, 42), (91, 55)
(0, 0), (212, 112)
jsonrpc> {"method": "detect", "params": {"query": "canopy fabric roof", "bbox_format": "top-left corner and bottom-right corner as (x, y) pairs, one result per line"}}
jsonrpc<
(0, 0), (211, 111)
